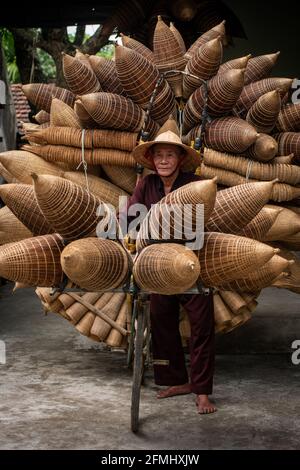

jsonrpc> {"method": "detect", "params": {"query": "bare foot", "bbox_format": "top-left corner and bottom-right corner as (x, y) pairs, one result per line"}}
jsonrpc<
(157, 383), (192, 399)
(196, 394), (217, 414)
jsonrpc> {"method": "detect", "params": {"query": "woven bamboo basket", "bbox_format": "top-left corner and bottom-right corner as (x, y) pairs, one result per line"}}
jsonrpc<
(78, 92), (145, 132)
(74, 49), (93, 70)
(246, 90), (281, 133)
(75, 312), (96, 337)
(66, 292), (107, 324)
(0, 233), (64, 286)
(200, 164), (300, 202)
(245, 134), (278, 162)
(273, 132), (300, 158)
(0, 183), (53, 235)
(61, 238), (131, 291)
(149, 80), (176, 125)
(133, 243), (200, 294)
(153, 16), (186, 97)
(0, 163), (19, 184)
(33, 110), (50, 124)
(205, 178), (275, 233)
(22, 83), (75, 113)
(0, 206), (32, 244)
(63, 171), (129, 208)
(262, 204), (300, 241)
(105, 299), (129, 347)
(102, 165), (137, 194)
(21, 144), (135, 168)
(184, 20), (226, 60)
(120, 33), (155, 62)
(169, 22), (186, 55)
(203, 147), (300, 184)
(238, 207), (282, 240)
(219, 290), (249, 315)
(50, 98), (81, 129)
(25, 126), (138, 152)
(183, 69), (245, 133)
(203, 117), (258, 153)
(277, 231), (300, 251)
(196, 232), (278, 287)
(272, 154), (294, 164)
(74, 100), (99, 129)
(233, 78), (293, 117)
(88, 55), (125, 95)
(218, 54), (251, 75)
(213, 293), (233, 333)
(183, 38), (223, 99)
(244, 52), (281, 85)
(0, 151), (64, 185)
(277, 104), (300, 132)
(62, 52), (101, 95)
(218, 255), (291, 292)
(271, 248), (300, 294)
(32, 173), (115, 241)
(90, 293), (126, 342)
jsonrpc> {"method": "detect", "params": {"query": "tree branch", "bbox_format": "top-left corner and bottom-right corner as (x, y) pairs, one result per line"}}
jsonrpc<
(73, 24), (85, 46)
(81, 25), (110, 55)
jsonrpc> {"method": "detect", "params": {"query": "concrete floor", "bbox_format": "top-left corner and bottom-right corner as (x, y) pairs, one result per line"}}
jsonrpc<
(0, 282), (300, 450)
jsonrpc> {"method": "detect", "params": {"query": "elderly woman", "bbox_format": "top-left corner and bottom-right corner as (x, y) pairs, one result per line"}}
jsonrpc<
(122, 124), (216, 414)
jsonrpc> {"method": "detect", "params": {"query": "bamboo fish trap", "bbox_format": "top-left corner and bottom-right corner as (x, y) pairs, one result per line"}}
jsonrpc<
(22, 83), (75, 113)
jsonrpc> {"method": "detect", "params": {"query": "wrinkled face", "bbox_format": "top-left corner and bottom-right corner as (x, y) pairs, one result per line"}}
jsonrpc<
(152, 144), (184, 177)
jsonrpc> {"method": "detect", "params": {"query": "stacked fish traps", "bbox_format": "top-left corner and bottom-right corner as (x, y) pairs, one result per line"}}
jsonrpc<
(0, 16), (299, 345)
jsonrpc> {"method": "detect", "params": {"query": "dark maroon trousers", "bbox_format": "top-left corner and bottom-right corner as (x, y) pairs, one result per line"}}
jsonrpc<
(150, 292), (215, 395)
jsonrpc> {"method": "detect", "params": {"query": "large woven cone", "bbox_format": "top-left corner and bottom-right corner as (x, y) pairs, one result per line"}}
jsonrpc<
(200, 164), (300, 202)
(273, 154), (294, 164)
(61, 238), (131, 291)
(203, 117), (258, 154)
(136, 178), (218, 251)
(153, 16), (186, 97)
(277, 103), (300, 132)
(88, 55), (125, 95)
(213, 293), (234, 333)
(24, 126), (138, 152)
(102, 165), (137, 194)
(218, 255), (291, 292)
(238, 207), (282, 241)
(183, 38), (223, 99)
(0, 233), (64, 286)
(0, 163), (19, 184)
(218, 54), (251, 75)
(184, 20), (226, 60)
(63, 171), (129, 208)
(120, 33), (155, 62)
(133, 243), (200, 294)
(0, 184), (53, 235)
(183, 69), (245, 133)
(169, 22), (186, 54)
(62, 52), (101, 95)
(32, 173), (116, 241)
(246, 90), (281, 133)
(278, 231), (300, 251)
(233, 78), (293, 117)
(21, 144), (135, 168)
(149, 80), (176, 125)
(78, 92), (144, 132)
(274, 132), (300, 158)
(203, 147), (300, 185)
(219, 290), (249, 315)
(90, 293), (126, 342)
(74, 49), (93, 70)
(197, 232), (279, 287)
(205, 175), (275, 233)
(50, 98), (81, 129)
(244, 52), (281, 85)
(22, 83), (75, 113)
(271, 247), (300, 294)
(74, 100), (99, 129)
(115, 45), (162, 109)
(66, 292), (108, 324)
(0, 206), (32, 244)
(105, 299), (129, 347)
(244, 133), (278, 162)
(33, 110), (50, 124)
(0, 151), (63, 185)
(262, 204), (300, 241)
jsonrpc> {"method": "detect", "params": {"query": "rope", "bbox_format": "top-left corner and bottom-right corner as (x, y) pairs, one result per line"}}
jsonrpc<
(76, 129), (90, 192)
(246, 159), (254, 182)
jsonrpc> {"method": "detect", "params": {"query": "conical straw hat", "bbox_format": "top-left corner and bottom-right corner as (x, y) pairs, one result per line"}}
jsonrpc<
(132, 130), (202, 171)
(133, 243), (200, 294)
(61, 238), (132, 291)
(156, 114), (180, 137)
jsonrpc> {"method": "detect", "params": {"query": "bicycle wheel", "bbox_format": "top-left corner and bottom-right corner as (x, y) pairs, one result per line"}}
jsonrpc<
(131, 299), (146, 433)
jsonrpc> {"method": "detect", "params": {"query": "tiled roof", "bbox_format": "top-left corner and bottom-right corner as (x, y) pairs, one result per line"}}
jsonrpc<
(10, 84), (31, 135)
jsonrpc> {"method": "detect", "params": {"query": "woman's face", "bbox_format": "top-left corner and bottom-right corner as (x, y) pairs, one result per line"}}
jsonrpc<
(152, 144), (183, 177)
